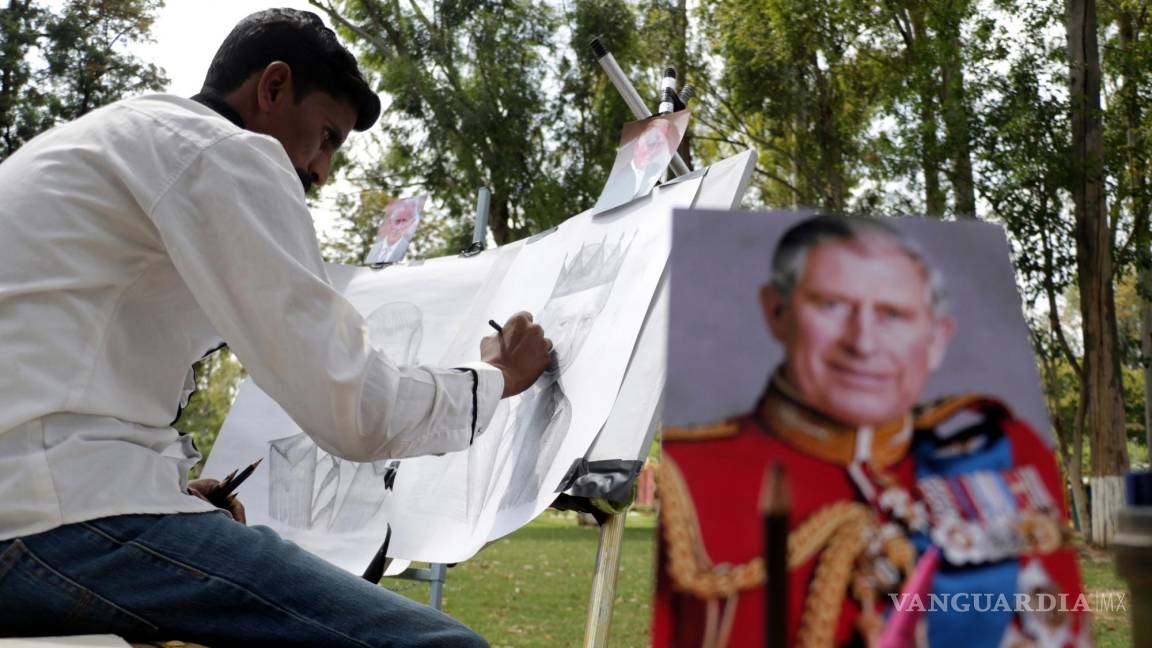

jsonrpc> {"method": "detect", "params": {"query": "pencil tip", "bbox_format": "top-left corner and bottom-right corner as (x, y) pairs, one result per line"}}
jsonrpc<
(760, 462), (790, 514)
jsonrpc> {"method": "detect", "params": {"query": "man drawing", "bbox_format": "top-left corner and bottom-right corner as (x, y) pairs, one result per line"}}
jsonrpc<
(654, 215), (1090, 647)
(484, 234), (633, 513)
(0, 9), (551, 646)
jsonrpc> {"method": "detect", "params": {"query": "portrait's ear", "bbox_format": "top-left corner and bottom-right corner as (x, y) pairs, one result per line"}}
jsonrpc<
(759, 284), (788, 342)
(926, 314), (956, 370)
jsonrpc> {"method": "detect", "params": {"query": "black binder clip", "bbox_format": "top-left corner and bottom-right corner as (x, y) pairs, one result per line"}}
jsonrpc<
(459, 241), (486, 258)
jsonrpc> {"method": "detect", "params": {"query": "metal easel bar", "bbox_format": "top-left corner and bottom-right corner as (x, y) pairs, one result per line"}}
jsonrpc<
(391, 563), (449, 610)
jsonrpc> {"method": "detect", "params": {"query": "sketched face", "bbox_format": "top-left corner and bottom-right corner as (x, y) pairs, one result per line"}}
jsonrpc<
(538, 285), (615, 372)
(761, 239), (954, 425)
(633, 121), (674, 168)
(383, 203), (418, 243)
(365, 302), (423, 366)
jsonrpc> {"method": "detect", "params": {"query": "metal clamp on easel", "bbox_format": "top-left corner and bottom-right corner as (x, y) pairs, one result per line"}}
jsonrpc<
(460, 187), (491, 257)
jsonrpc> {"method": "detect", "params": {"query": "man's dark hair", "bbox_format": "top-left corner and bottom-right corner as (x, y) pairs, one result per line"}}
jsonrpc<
(201, 8), (380, 131)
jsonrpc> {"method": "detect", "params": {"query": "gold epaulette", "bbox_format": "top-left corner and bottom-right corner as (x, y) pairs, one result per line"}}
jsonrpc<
(661, 419), (741, 441)
(913, 393), (1012, 430)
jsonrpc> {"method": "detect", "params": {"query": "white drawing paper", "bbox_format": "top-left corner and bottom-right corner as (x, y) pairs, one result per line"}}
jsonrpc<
(205, 153), (752, 571)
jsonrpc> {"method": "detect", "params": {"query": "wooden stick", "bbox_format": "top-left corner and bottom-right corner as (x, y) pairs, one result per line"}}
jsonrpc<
(583, 510), (629, 647)
(761, 462), (790, 648)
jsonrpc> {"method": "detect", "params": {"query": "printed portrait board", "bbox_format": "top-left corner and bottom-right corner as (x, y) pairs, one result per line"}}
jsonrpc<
(664, 210), (1050, 436)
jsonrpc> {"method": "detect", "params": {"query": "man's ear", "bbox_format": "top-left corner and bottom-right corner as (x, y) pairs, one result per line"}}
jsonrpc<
(926, 314), (956, 371)
(255, 61), (293, 114)
(759, 283), (788, 342)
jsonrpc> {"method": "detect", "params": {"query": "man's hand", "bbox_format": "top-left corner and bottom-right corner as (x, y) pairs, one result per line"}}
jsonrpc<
(188, 478), (247, 524)
(481, 311), (552, 398)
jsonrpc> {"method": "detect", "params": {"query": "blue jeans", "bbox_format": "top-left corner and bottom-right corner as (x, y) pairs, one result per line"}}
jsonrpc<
(0, 512), (487, 647)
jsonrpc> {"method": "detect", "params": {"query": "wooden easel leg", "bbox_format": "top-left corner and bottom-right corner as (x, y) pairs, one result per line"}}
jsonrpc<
(583, 509), (629, 648)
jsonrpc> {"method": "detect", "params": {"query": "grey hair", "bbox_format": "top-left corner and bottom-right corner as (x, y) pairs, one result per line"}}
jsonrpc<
(769, 214), (950, 317)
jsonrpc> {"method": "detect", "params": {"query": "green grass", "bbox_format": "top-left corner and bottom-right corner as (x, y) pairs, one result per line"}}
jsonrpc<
(1078, 545), (1134, 648)
(382, 511), (655, 648)
(381, 513), (1134, 648)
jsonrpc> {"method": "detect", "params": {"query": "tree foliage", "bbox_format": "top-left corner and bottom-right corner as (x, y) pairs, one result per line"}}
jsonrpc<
(0, 0), (167, 162)
(310, 0), (1152, 545)
(173, 350), (246, 477)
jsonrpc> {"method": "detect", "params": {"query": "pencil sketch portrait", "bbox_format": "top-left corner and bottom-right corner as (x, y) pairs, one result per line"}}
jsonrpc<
(483, 234), (635, 512)
(267, 302), (421, 531)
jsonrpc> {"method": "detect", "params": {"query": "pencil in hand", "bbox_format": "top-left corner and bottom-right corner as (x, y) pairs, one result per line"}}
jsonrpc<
(208, 457), (262, 508)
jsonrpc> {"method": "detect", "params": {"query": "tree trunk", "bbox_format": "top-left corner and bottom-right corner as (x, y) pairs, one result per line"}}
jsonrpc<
(1143, 270), (1152, 458)
(1067, 0), (1130, 546)
(938, 23), (976, 218)
(488, 197), (511, 246)
(792, 64), (810, 207)
(812, 55), (845, 211)
(1119, 9), (1152, 462)
(907, 6), (945, 216)
(1045, 356), (1090, 532)
(918, 99), (945, 217)
(1072, 394), (1091, 535)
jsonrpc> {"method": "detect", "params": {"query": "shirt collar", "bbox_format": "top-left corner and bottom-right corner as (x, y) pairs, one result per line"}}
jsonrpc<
(190, 91), (245, 129)
(757, 370), (913, 469)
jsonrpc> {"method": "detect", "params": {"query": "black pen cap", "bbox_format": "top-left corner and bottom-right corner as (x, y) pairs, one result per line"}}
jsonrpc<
(590, 37), (608, 59)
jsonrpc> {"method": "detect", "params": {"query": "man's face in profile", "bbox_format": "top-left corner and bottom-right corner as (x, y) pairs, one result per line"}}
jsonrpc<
(245, 63), (357, 193)
(383, 203), (416, 243)
(761, 238), (954, 425)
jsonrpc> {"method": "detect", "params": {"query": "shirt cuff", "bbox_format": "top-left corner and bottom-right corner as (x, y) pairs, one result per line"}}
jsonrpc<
(456, 361), (504, 443)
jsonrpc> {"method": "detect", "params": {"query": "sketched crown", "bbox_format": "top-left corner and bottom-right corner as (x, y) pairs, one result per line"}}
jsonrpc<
(551, 233), (635, 298)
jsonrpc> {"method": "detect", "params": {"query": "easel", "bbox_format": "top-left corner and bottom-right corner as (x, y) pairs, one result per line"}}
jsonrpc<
(577, 37), (693, 646)
(370, 39), (738, 647)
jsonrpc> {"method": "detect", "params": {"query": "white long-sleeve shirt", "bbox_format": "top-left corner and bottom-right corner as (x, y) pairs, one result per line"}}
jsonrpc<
(0, 94), (503, 540)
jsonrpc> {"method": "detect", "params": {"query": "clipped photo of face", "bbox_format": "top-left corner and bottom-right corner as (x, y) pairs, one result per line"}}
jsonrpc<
(592, 111), (690, 216)
(366, 195), (427, 265)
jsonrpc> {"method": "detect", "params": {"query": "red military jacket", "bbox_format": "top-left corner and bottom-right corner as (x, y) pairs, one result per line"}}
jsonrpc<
(653, 377), (1089, 648)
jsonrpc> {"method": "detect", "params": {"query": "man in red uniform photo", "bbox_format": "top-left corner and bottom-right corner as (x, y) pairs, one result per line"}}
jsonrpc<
(654, 214), (1091, 647)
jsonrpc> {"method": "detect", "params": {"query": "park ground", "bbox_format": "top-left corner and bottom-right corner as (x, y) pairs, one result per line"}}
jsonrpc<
(384, 511), (1134, 648)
